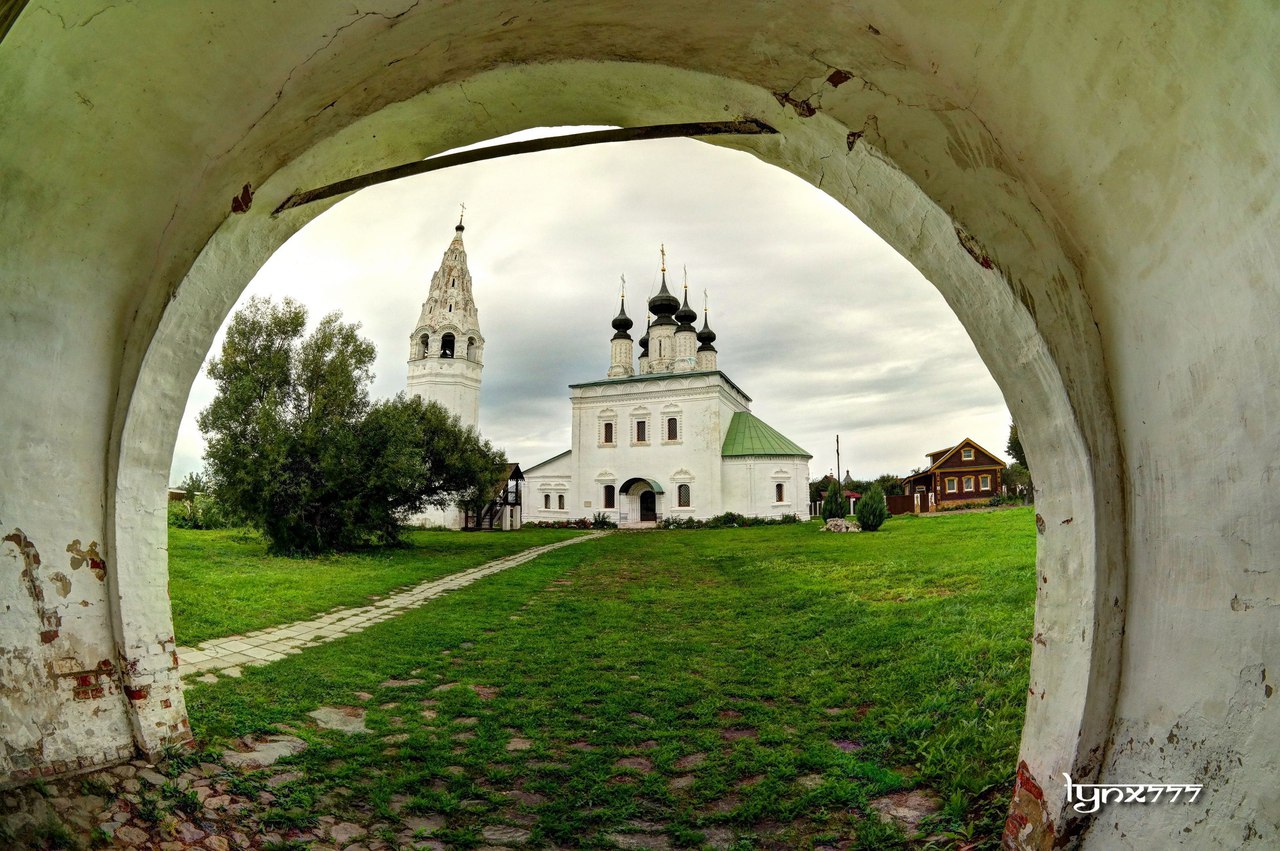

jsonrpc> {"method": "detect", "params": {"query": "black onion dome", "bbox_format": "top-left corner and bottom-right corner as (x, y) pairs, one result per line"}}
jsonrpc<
(611, 297), (633, 340)
(675, 289), (698, 329)
(697, 313), (717, 351)
(639, 320), (651, 353)
(648, 272), (680, 318)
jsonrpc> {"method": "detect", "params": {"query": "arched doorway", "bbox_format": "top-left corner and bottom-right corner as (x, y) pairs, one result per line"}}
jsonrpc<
(639, 490), (656, 522)
(619, 477), (664, 525)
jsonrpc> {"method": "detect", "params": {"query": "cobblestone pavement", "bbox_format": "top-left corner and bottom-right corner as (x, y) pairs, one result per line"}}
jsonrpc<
(175, 533), (607, 683)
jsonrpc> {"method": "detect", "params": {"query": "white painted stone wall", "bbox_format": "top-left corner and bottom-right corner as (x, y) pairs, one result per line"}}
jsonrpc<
(406, 357), (483, 433)
(0, 4), (1275, 847)
(720, 456), (811, 518)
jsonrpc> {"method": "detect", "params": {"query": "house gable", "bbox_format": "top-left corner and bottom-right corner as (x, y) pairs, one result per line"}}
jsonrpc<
(929, 438), (1007, 471)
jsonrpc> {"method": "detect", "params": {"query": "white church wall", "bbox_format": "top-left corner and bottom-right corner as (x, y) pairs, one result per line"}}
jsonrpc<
(523, 451), (574, 523)
(720, 456), (811, 518)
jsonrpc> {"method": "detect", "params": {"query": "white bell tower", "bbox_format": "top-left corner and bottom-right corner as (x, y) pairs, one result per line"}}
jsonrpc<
(407, 212), (484, 430)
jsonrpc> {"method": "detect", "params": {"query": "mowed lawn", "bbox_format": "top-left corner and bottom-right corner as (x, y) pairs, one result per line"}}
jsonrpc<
(182, 508), (1036, 848)
(168, 527), (587, 645)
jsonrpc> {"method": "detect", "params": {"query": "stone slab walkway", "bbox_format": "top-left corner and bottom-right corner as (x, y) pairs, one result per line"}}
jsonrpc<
(176, 532), (606, 682)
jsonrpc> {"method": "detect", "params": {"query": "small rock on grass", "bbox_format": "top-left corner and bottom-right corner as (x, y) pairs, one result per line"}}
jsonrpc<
(868, 789), (943, 835)
(308, 705), (370, 734)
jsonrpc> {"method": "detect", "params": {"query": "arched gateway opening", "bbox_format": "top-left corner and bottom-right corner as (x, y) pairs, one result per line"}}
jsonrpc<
(110, 61), (1115, 847)
(3, 6), (1272, 849)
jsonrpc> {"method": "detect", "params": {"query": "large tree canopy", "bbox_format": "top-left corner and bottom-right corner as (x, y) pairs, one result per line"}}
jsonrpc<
(198, 296), (503, 553)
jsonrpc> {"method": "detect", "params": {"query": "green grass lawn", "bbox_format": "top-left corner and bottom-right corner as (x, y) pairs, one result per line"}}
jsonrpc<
(168, 526), (587, 645)
(182, 508), (1035, 848)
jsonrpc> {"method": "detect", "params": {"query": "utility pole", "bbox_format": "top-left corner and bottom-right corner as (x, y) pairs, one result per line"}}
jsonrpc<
(835, 435), (841, 489)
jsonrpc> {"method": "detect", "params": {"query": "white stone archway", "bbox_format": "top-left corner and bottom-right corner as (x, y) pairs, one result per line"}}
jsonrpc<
(1, 5), (1276, 848)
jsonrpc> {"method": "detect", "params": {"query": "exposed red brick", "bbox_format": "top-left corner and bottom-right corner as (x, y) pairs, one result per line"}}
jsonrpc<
(125, 685), (150, 701)
(1002, 760), (1055, 851)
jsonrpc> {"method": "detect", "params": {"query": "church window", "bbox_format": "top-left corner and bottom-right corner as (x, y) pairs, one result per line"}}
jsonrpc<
(603, 422), (614, 444)
(557, 494), (565, 510)
(636, 420), (647, 443)
(775, 483), (785, 503)
(448, 304), (453, 312)
(441, 333), (455, 358)
(945, 477), (958, 493)
(963, 476), (975, 492)
(604, 485), (616, 508)
(678, 484), (691, 507)
(543, 494), (550, 509)
(419, 333), (429, 358)
(467, 336), (477, 360)
(666, 417), (678, 441)
(962, 447), (975, 460)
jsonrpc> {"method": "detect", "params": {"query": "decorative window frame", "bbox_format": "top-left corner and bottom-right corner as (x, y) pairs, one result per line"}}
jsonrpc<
(677, 483), (691, 507)
(598, 409), (618, 447)
(770, 467), (793, 506)
(945, 477), (959, 493)
(979, 474), (992, 490)
(963, 476), (975, 492)
(961, 447), (975, 460)
(630, 406), (651, 446)
(661, 403), (683, 444)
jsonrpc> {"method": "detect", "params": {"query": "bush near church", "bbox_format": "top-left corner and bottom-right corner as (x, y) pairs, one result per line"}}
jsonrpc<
(820, 480), (848, 521)
(855, 483), (890, 532)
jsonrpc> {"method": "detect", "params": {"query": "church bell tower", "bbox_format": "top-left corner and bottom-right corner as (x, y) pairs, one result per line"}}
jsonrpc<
(407, 213), (484, 430)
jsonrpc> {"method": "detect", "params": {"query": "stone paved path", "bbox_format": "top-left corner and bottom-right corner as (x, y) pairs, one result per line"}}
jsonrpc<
(176, 532), (606, 681)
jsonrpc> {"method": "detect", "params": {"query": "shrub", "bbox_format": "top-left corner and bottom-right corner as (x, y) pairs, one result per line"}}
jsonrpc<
(820, 483), (847, 521)
(167, 493), (237, 529)
(590, 512), (618, 529)
(656, 512), (800, 530)
(855, 483), (889, 531)
(523, 518), (593, 529)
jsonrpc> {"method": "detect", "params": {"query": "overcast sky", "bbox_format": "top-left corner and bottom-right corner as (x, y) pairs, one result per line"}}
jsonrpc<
(170, 128), (1012, 486)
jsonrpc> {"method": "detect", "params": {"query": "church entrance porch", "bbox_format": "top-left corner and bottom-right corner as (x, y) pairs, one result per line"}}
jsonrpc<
(619, 477), (664, 527)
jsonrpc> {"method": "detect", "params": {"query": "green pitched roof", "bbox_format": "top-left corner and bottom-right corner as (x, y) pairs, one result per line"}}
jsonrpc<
(721, 411), (811, 458)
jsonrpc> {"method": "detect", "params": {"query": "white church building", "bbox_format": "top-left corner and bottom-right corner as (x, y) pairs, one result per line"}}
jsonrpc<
(524, 252), (812, 525)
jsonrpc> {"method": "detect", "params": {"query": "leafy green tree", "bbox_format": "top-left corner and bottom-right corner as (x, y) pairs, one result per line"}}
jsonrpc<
(1006, 422), (1033, 501)
(177, 470), (208, 497)
(820, 480), (847, 521)
(1005, 462), (1034, 503)
(1007, 422), (1028, 467)
(198, 296), (503, 554)
(874, 473), (905, 496)
(855, 483), (889, 531)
